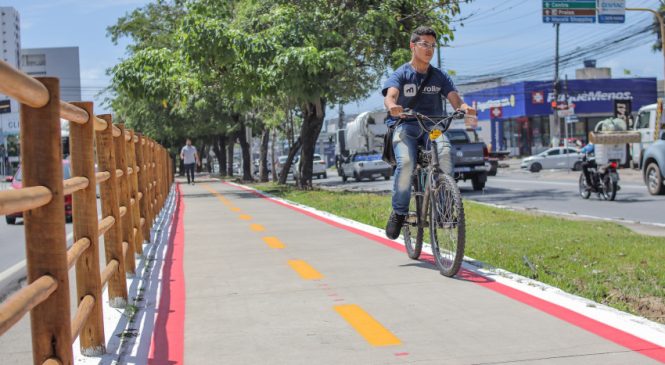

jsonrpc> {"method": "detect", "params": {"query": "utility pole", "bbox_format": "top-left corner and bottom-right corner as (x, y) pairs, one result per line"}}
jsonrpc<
(549, 23), (561, 147)
(337, 103), (345, 131)
(437, 40), (447, 115)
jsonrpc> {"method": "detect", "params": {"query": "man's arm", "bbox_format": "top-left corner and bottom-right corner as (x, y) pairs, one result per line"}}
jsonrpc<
(447, 91), (476, 116)
(384, 87), (403, 117)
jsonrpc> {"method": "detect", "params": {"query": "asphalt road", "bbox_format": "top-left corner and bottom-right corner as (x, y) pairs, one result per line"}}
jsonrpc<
(314, 161), (665, 226)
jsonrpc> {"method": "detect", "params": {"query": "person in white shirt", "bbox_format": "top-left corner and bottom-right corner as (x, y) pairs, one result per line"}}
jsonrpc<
(180, 138), (200, 185)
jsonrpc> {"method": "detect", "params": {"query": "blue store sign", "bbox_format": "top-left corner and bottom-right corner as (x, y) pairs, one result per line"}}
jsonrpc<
(466, 78), (657, 120)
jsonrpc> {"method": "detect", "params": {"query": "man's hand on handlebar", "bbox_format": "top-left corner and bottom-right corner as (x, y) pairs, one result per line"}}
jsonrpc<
(388, 104), (404, 117)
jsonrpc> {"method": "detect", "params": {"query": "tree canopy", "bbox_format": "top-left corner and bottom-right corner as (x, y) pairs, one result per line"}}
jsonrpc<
(107, 0), (469, 183)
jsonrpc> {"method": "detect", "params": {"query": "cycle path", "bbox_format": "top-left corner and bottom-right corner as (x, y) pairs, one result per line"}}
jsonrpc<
(174, 178), (665, 365)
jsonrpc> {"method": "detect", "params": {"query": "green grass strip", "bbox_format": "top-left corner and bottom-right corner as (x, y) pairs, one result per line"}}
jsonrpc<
(253, 183), (665, 324)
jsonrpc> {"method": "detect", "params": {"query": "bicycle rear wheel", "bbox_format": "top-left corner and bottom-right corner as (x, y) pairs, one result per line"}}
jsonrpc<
(403, 175), (424, 259)
(429, 173), (465, 277)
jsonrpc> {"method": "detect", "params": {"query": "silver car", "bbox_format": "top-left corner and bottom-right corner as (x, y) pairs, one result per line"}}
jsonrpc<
(520, 147), (583, 173)
(339, 152), (392, 182)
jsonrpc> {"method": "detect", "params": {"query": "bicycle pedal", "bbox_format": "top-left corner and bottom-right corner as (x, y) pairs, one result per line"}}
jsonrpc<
(405, 212), (418, 224)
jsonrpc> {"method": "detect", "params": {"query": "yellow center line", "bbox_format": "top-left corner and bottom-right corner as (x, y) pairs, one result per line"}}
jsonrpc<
(201, 183), (242, 212)
(250, 223), (266, 232)
(287, 260), (323, 280)
(334, 304), (401, 347)
(263, 237), (285, 249)
(239, 214), (252, 220)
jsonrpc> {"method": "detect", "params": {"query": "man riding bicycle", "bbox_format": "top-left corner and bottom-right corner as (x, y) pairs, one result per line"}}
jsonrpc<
(382, 26), (476, 240)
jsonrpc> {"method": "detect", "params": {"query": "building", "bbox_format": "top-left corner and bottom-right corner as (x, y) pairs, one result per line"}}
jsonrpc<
(0, 6), (21, 148)
(21, 47), (82, 102)
(464, 77), (657, 156)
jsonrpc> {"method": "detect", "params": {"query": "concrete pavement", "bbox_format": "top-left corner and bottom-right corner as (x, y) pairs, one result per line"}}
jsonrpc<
(174, 178), (665, 364)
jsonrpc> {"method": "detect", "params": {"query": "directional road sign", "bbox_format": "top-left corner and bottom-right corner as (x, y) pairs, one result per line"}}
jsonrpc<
(598, 0), (625, 24)
(543, 0), (596, 23)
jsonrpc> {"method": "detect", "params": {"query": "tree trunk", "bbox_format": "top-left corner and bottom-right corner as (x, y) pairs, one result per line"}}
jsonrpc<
(238, 124), (253, 181)
(297, 98), (326, 189)
(259, 128), (270, 182)
(271, 127), (277, 182)
(278, 137), (301, 185)
(226, 135), (235, 177)
(213, 134), (225, 176)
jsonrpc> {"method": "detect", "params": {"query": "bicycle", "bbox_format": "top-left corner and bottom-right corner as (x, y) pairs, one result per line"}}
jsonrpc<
(399, 110), (467, 277)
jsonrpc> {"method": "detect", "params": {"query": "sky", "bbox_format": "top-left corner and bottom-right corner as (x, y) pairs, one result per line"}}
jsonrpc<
(4, 0), (664, 117)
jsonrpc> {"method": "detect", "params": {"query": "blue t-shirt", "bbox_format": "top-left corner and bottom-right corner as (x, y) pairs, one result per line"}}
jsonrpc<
(381, 63), (457, 126)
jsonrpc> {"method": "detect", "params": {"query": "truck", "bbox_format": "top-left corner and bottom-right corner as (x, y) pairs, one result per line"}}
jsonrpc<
(631, 103), (662, 168)
(445, 127), (491, 191)
(335, 111), (393, 182)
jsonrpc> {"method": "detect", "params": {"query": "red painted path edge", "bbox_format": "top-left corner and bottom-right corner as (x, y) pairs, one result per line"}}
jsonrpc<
(149, 184), (186, 365)
(224, 181), (665, 364)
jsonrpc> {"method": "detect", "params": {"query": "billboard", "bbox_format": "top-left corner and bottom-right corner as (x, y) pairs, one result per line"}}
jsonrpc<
(465, 78), (657, 119)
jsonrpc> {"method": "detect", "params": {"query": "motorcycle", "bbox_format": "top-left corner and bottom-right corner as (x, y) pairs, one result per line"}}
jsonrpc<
(578, 155), (620, 201)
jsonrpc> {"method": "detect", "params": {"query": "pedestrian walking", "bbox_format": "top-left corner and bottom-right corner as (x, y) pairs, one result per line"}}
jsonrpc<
(180, 138), (200, 185)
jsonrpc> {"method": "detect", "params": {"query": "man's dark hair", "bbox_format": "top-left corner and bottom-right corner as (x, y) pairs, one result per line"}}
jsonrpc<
(410, 26), (437, 43)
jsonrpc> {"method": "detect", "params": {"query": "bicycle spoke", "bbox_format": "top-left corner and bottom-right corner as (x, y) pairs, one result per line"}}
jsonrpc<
(429, 174), (465, 277)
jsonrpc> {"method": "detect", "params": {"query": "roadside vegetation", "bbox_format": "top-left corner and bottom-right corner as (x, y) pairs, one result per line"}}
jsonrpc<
(253, 183), (665, 324)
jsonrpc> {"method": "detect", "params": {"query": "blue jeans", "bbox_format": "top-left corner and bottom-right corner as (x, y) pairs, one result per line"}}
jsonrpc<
(391, 122), (453, 215)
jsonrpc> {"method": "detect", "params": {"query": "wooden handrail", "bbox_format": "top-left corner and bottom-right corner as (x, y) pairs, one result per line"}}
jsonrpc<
(127, 167), (133, 175)
(98, 216), (115, 237)
(100, 260), (119, 288)
(112, 125), (121, 138)
(122, 241), (129, 259)
(42, 358), (63, 365)
(63, 177), (89, 196)
(70, 295), (95, 343)
(119, 206), (127, 218)
(66, 238), (91, 270)
(93, 117), (108, 131)
(130, 198), (136, 207)
(60, 101), (88, 124)
(0, 59), (49, 108)
(124, 131), (132, 142)
(0, 275), (57, 336)
(116, 169), (124, 178)
(0, 186), (52, 215)
(96, 171), (111, 184)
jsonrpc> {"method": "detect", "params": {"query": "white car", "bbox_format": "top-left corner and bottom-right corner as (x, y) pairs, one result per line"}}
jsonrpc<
(293, 153), (327, 179)
(520, 147), (583, 173)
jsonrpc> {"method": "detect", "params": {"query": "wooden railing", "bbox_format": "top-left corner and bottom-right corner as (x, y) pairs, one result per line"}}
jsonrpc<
(0, 59), (174, 364)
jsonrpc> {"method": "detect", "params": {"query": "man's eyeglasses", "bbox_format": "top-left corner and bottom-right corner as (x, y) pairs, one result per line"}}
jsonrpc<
(415, 41), (436, 50)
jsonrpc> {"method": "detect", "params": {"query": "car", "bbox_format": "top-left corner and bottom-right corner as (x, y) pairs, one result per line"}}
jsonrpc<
(641, 130), (665, 195)
(274, 155), (294, 178)
(520, 147), (583, 173)
(293, 153), (327, 179)
(339, 152), (392, 182)
(5, 160), (73, 224)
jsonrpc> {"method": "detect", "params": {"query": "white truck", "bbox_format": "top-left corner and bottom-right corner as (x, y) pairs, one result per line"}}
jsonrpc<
(335, 111), (393, 182)
(631, 103), (661, 168)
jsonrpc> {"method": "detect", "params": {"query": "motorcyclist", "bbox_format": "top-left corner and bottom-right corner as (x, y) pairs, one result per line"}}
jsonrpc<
(580, 142), (596, 189)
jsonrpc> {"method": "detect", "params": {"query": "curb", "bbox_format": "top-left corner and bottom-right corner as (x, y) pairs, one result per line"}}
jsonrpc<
(0, 260), (26, 302)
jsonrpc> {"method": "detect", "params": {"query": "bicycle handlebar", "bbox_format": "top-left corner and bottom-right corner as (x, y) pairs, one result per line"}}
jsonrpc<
(398, 109), (468, 133)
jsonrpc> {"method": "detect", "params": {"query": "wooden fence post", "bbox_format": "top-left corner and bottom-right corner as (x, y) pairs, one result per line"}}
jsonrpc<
(95, 115), (128, 307)
(113, 124), (136, 275)
(21, 77), (73, 365)
(127, 130), (143, 255)
(69, 102), (105, 355)
(136, 134), (151, 243)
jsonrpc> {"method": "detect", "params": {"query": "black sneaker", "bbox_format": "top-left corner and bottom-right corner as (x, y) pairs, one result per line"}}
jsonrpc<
(385, 212), (406, 239)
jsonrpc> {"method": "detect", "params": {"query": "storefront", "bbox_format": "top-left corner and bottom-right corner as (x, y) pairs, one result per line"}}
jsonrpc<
(464, 78), (657, 156)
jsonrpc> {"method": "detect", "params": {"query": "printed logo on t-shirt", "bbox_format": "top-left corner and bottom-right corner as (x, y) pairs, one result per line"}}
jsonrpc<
(423, 85), (441, 94)
(404, 84), (416, 97)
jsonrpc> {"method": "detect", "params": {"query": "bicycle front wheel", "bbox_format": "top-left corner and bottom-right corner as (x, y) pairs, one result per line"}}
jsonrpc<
(403, 177), (424, 260)
(429, 173), (465, 277)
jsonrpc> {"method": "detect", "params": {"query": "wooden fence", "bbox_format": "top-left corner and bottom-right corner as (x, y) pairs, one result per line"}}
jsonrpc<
(0, 59), (174, 364)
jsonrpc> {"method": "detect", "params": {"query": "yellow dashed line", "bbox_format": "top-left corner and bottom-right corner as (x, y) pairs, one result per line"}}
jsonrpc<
(230, 207), (242, 212)
(263, 237), (285, 249)
(250, 223), (266, 232)
(287, 260), (323, 280)
(239, 214), (252, 220)
(334, 304), (401, 347)
(202, 183), (242, 212)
